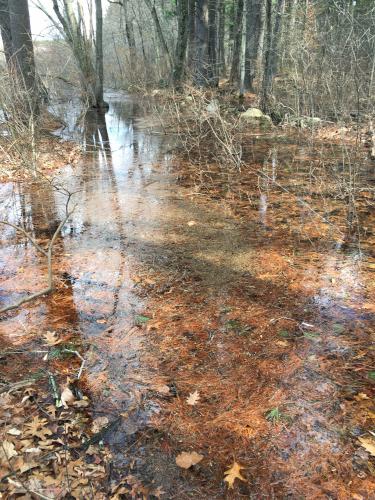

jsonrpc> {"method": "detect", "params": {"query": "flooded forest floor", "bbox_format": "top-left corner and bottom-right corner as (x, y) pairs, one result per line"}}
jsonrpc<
(0, 94), (374, 499)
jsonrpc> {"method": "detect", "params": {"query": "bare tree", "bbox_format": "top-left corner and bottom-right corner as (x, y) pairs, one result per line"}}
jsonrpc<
(173, 0), (189, 86)
(244, 0), (263, 91)
(0, 0), (39, 113)
(38, 0), (105, 108)
(143, 0), (173, 69)
(229, 0), (244, 84)
(95, 0), (104, 107)
(194, 0), (208, 85)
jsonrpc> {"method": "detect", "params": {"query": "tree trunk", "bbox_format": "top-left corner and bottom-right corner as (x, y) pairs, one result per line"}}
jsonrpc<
(0, 0), (13, 66)
(8, 0), (38, 112)
(207, 0), (218, 86)
(187, 0), (196, 70)
(229, 0), (244, 85)
(270, 0), (285, 76)
(194, 0), (208, 85)
(143, 0), (173, 69)
(51, 0), (97, 106)
(283, 0), (297, 66)
(217, 0), (225, 76)
(95, 0), (104, 108)
(123, 0), (136, 73)
(260, 0), (273, 112)
(173, 0), (189, 86)
(244, 0), (262, 91)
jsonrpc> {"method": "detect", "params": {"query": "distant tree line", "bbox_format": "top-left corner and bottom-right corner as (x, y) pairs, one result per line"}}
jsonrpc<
(0, 0), (374, 120)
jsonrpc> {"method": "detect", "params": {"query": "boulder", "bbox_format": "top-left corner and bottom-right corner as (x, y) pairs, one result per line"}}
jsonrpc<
(240, 108), (272, 129)
(299, 116), (322, 128)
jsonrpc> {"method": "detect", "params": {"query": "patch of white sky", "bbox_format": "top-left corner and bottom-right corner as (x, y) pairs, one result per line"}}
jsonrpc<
(29, 1), (109, 41)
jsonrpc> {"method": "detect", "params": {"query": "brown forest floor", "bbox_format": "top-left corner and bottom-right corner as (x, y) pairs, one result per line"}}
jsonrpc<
(0, 109), (374, 499)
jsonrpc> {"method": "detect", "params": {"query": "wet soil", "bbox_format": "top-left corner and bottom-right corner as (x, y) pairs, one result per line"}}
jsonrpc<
(0, 93), (374, 499)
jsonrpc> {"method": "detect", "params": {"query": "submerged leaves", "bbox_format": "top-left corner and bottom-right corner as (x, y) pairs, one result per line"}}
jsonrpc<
(175, 451), (203, 469)
(358, 436), (375, 457)
(186, 390), (200, 406)
(224, 462), (246, 489)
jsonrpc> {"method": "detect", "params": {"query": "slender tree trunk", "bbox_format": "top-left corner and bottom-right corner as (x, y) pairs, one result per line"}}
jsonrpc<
(95, 0), (104, 108)
(283, 0), (297, 66)
(143, 0), (173, 69)
(261, 0), (273, 112)
(229, 0), (244, 84)
(187, 0), (196, 70)
(173, 0), (189, 86)
(244, 0), (262, 91)
(207, 0), (218, 86)
(51, 0), (96, 105)
(123, 0), (136, 73)
(0, 0), (13, 66)
(194, 0), (208, 85)
(270, 0), (285, 76)
(217, 0), (225, 75)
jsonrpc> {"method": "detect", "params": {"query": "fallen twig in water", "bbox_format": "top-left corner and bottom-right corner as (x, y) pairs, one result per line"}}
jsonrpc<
(0, 204), (75, 315)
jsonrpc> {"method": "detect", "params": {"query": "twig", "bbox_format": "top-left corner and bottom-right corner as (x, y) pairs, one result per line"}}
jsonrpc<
(0, 379), (35, 394)
(0, 206), (75, 315)
(62, 349), (86, 379)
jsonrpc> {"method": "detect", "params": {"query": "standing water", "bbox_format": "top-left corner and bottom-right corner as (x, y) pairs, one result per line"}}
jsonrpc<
(0, 93), (374, 498)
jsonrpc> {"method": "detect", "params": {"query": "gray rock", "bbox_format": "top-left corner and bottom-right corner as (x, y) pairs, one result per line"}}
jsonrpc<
(240, 108), (272, 129)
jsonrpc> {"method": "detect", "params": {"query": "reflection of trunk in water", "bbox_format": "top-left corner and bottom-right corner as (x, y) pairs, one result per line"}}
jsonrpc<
(3, 175), (80, 324)
(21, 181), (59, 237)
(83, 109), (127, 319)
(83, 109), (110, 151)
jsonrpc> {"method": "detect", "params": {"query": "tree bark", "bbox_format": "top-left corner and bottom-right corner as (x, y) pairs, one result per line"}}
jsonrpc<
(143, 0), (173, 69)
(270, 0), (285, 76)
(194, 0), (208, 85)
(261, 0), (273, 112)
(8, 0), (38, 112)
(217, 0), (225, 75)
(207, 0), (218, 86)
(173, 0), (189, 86)
(229, 0), (244, 84)
(0, 0), (13, 66)
(51, 0), (97, 106)
(244, 0), (262, 91)
(95, 0), (104, 107)
(123, 0), (136, 73)
(187, 0), (196, 70)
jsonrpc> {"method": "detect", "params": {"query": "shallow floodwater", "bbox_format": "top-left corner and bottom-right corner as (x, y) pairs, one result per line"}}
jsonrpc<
(0, 93), (374, 498)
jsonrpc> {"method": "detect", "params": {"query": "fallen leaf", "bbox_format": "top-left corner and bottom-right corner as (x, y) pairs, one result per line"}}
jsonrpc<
(276, 340), (289, 347)
(358, 436), (375, 456)
(73, 397), (90, 408)
(0, 441), (18, 464)
(43, 331), (62, 346)
(61, 386), (75, 408)
(7, 428), (21, 436)
(186, 390), (200, 406)
(25, 416), (53, 440)
(92, 416), (109, 434)
(175, 451), (203, 469)
(355, 393), (370, 401)
(24, 447), (41, 454)
(224, 462), (246, 489)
